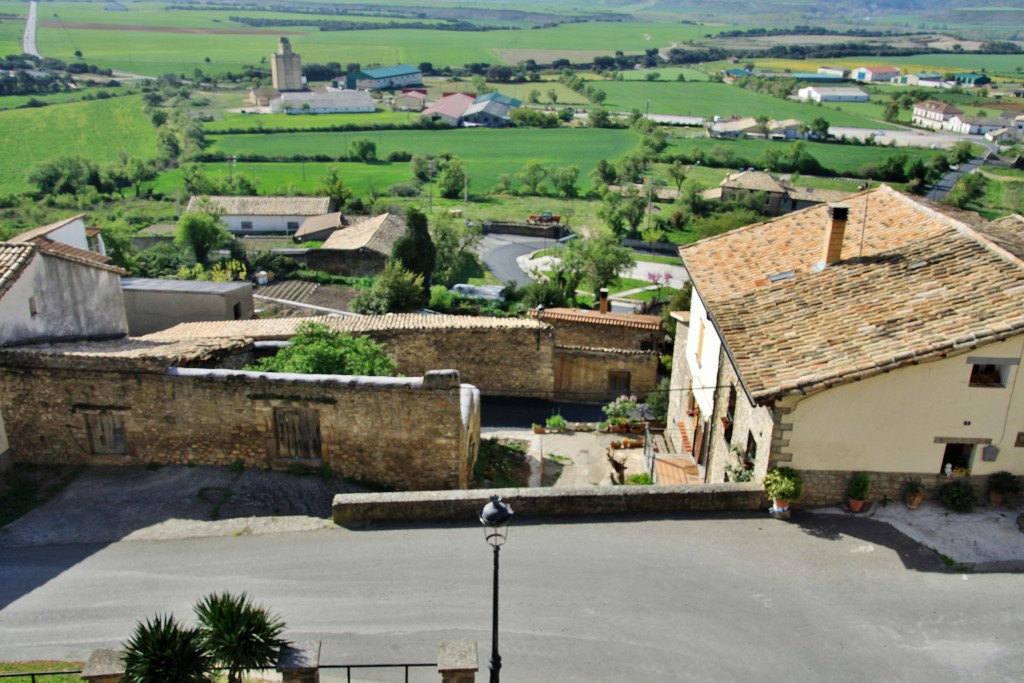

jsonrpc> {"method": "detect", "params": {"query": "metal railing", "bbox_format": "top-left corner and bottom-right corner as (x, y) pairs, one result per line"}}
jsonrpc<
(321, 662), (437, 682)
(0, 671), (82, 682)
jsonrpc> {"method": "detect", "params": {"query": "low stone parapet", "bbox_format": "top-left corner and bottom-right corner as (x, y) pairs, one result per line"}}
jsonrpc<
(333, 484), (763, 525)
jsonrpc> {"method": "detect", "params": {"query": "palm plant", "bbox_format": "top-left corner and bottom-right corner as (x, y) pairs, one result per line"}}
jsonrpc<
(194, 592), (286, 683)
(122, 614), (211, 683)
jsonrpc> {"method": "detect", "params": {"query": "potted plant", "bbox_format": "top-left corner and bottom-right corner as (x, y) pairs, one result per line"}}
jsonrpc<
(602, 394), (637, 433)
(987, 471), (1020, 507)
(902, 476), (925, 510)
(848, 472), (870, 513)
(531, 423), (545, 434)
(545, 413), (567, 433)
(762, 467), (802, 511)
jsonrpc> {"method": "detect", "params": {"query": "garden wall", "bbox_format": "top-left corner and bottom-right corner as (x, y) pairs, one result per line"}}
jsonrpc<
(0, 343), (480, 491)
(554, 346), (659, 402)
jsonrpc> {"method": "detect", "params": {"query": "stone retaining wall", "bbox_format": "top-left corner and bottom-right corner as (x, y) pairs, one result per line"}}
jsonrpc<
(797, 470), (986, 507)
(333, 483), (764, 525)
(482, 221), (565, 239)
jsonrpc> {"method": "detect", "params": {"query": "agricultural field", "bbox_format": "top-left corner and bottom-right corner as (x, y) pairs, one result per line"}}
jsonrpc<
(0, 95), (158, 194)
(664, 136), (943, 176)
(151, 161), (411, 198)
(747, 56), (1024, 81)
(596, 80), (896, 128)
(206, 127), (641, 192)
(203, 109), (412, 132)
(618, 67), (710, 82)
(0, 5), (25, 56)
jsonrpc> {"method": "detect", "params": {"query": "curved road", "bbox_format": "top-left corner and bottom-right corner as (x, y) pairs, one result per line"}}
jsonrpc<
(0, 514), (1020, 682)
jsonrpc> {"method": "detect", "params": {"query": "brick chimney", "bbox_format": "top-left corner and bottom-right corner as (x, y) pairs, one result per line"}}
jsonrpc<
(599, 288), (609, 314)
(822, 204), (849, 265)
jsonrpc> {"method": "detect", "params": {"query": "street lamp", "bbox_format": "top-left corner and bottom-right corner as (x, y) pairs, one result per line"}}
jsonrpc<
(480, 495), (513, 683)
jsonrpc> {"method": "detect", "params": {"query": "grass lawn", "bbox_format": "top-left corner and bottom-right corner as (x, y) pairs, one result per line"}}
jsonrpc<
(0, 662), (83, 683)
(663, 136), (941, 176)
(595, 80), (892, 128)
(619, 67), (709, 82)
(982, 177), (1024, 217)
(206, 127), (640, 193)
(204, 110), (412, 132)
(632, 252), (682, 265)
(0, 95), (159, 194)
(0, 87), (132, 111)
(0, 8), (25, 56)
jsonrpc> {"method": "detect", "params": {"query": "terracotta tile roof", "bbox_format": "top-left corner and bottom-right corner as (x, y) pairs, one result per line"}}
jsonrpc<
(7, 214), (86, 243)
(915, 99), (963, 116)
(32, 239), (126, 274)
(0, 337), (250, 370)
(187, 196), (332, 217)
(320, 213), (406, 254)
(0, 243), (36, 299)
(720, 171), (788, 194)
(530, 307), (662, 330)
(142, 314), (548, 341)
(422, 93), (474, 119)
(679, 185), (1024, 401)
(556, 344), (659, 356)
(785, 186), (857, 203)
(990, 214), (1024, 236)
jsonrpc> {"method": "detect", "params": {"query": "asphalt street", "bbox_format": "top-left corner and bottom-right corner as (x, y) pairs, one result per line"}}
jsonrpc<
(479, 233), (550, 286)
(1, 514), (1021, 682)
(926, 157), (984, 201)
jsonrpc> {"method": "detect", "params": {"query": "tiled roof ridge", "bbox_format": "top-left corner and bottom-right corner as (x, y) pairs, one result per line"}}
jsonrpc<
(0, 243), (37, 298)
(532, 308), (662, 329)
(33, 238), (127, 275)
(555, 344), (658, 355)
(891, 190), (1024, 270)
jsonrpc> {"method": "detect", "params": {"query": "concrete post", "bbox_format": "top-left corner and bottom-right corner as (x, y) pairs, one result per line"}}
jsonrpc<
(80, 648), (124, 683)
(277, 640), (320, 683)
(437, 641), (478, 683)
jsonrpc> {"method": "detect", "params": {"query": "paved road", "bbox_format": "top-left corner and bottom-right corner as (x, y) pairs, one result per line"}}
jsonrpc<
(926, 157), (984, 201)
(479, 234), (550, 286)
(22, 1), (39, 57)
(1, 514), (1021, 682)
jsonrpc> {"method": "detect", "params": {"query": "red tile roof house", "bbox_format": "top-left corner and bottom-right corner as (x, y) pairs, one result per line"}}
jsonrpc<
(912, 99), (964, 131)
(668, 185), (1024, 506)
(421, 93), (475, 127)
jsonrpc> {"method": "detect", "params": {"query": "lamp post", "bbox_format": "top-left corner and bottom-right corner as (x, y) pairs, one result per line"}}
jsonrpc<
(480, 495), (513, 683)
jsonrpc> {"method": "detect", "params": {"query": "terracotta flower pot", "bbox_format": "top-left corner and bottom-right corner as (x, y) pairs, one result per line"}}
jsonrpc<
(772, 498), (790, 510)
(848, 497), (866, 513)
(990, 491), (1005, 508)
(906, 491), (924, 510)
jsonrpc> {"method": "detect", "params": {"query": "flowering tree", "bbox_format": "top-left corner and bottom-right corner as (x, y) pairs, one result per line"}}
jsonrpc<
(646, 271), (672, 302)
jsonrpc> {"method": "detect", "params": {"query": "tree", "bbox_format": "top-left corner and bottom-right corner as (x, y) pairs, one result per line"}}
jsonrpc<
(547, 88), (558, 104)
(883, 101), (900, 123)
(28, 156), (102, 196)
(668, 160), (687, 193)
(550, 165), (580, 198)
(250, 322), (395, 375)
(527, 89), (541, 104)
(318, 168), (353, 210)
(809, 116), (830, 140)
(944, 172), (985, 209)
(122, 615), (211, 683)
(950, 141), (974, 164)
(410, 154), (436, 184)
(588, 108), (612, 128)
(354, 260), (428, 313)
(517, 161), (548, 195)
(193, 593), (286, 683)
(645, 71), (660, 81)
(349, 137), (377, 162)
(392, 207), (436, 287)
(661, 282), (692, 338)
(436, 157), (467, 199)
(430, 212), (483, 287)
(181, 162), (216, 196)
(556, 233), (635, 293)
(176, 200), (229, 266)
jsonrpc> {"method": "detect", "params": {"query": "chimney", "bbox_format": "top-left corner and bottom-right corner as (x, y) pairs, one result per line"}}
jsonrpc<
(822, 204), (849, 265)
(599, 288), (609, 314)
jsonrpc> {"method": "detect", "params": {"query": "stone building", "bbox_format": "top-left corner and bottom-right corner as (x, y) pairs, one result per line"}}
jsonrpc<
(121, 278), (255, 336)
(669, 186), (1024, 505)
(0, 338), (479, 491)
(270, 37), (303, 91)
(304, 213), (406, 276)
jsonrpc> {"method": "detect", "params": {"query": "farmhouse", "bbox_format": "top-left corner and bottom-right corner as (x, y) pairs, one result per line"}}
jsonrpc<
(269, 90), (376, 114)
(461, 99), (512, 127)
(705, 171), (855, 215)
(186, 196), (332, 235)
(946, 115), (1010, 136)
(669, 186), (1024, 505)
(912, 99), (963, 130)
(707, 116), (759, 138)
(393, 90), (427, 112)
(304, 212), (407, 277)
(345, 65), (422, 91)
(797, 86), (868, 103)
(851, 65), (899, 82)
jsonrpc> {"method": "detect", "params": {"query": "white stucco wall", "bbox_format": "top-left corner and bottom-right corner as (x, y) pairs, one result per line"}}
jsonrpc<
(0, 253), (127, 344)
(224, 215), (308, 234)
(684, 291), (722, 417)
(784, 336), (1024, 476)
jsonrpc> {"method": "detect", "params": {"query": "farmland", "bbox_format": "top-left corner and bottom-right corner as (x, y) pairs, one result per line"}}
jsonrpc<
(203, 110), (412, 133)
(205, 127), (641, 192)
(0, 95), (158, 194)
(0, 5), (25, 56)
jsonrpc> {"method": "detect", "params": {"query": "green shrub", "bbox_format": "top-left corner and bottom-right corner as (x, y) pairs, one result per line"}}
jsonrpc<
(762, 467), (802, 501)
(848, 472), (870, 500)
(939, 480), (977, 513)
(545, 413), (567, 431)
(988, 471), (1020, 496)
(625, 473), (653, 486)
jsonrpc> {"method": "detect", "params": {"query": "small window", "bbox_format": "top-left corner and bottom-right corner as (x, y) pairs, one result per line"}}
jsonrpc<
(940, 443), (973, 476)
(241, 221), (254, 230)
(969, 364), (1005, 387)
(28, 296), (37, 316)
(608, 370), (631, 394)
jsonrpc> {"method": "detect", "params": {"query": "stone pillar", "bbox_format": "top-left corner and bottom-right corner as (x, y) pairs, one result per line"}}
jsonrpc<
(277, 641), (320, 683)
(437, 641), (477, 683)
(80, 649), (124, 683)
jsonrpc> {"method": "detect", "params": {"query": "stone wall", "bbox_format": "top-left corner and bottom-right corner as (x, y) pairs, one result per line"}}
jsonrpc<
(541, 318), (661, 351)
(796, 469), (985, 508)
(482, 221), (565, 239)
(0, 352), (479, 491)
(304, 249), (387, 277)
(371, 326), (557, 399)
(553, 346), (658, 402)
(333, 483), (764, 524)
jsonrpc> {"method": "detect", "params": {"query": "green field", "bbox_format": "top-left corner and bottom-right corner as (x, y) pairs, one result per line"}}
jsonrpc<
(0, 95), (159, 194)
(204, 109), (412, 133)
(751, 56), (1024, 81)
(619, 67), (710, 82)
(595, 80), (895, 128)
(664, 136), (941, 176)
(0, 6), (25, 56)
(151, 161), (411, 197)
(206, 127), (640, 191)
(0, 86), (134, 111)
